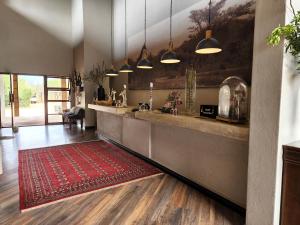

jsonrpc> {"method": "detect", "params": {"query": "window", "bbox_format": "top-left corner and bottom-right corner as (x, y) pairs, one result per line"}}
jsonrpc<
(46, 77), (71, 124)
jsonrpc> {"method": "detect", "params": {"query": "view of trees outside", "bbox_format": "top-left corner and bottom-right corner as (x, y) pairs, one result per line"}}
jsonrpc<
(2, 75), (45, 107)
(0, 75), (45, 126)
(0, 75), (70, 126)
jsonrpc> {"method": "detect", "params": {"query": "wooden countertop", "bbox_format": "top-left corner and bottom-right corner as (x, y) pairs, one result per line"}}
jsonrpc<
(88, 104), (134, 115)
(135, 111), (249, 142)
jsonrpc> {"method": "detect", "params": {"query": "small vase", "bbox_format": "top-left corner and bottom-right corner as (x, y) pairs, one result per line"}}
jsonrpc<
(171, 105), (178, 116)
(97, 85), (106, 101)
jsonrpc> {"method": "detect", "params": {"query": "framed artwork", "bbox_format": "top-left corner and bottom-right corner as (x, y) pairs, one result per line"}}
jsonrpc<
(128, 0), (255, 90)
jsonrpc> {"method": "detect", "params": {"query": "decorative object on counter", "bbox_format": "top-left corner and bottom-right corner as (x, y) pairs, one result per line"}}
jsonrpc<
(116, 100), (122, 108)
(161, 91), (183, 115)
(200, 105), (218, 119)
(119, 0), (133, 73)
(119, 84), (128, 107)
(94, 99), (113, 107)
(217, 76), (248, 123)
(149, 82), (153, 110)
(111, 89), (117, 106)
(267, 0), (300, 71)
(160, 0), (180, 64)
(137, 0), (153, 70)
(138, 102), (150, 111)
(94, 88), (113, 106)
(84, 61), (107, 101)
(106, 0), (119, 77)
(195, 0), (222, 54)
(184, 65), (197, 115)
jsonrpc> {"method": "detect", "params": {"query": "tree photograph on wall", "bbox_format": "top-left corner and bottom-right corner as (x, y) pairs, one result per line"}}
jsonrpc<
(128, 0), (255, 90)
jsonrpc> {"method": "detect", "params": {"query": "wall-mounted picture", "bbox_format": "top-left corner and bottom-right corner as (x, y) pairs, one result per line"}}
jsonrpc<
(128, 0), (255, 90)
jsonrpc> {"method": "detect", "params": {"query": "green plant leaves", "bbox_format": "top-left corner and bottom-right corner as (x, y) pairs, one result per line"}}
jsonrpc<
(267, 11), (300, 56)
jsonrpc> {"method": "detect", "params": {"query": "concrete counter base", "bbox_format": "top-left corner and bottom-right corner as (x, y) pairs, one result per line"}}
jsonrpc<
(93, 109), (249, 207)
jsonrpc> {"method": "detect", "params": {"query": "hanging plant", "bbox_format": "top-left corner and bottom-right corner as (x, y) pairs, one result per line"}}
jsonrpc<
(267, 1), (300, 69)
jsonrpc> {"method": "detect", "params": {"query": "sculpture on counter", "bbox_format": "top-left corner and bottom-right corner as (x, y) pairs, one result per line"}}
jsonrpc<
(119, 84), (127, 107)
(111, 89), (117, 106)
(217, 76), (248, 123)
(149, 82), (153, 111)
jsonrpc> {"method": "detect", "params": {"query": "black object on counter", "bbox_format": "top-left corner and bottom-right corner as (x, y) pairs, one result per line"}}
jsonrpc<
(200, 105), (218, 119)
(97, 85), (106, 101)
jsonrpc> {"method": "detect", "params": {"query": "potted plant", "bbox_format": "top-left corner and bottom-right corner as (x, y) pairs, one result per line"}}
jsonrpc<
(84, 61), (107, 100)
(267, 0), (300, 70)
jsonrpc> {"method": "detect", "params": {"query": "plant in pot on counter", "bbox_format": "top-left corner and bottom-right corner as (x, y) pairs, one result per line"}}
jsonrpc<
(84, 61), (107, 101)
(267, 0), (300, 70)
(161, 91), (183, 115)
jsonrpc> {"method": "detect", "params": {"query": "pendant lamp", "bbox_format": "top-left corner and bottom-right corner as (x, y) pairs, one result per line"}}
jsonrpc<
(195, 0), (222, 54)
(160, 0), (180, 64)
(106, 0), (118, 77)
(137, 0), (153, 69)
(119, 0), (133, 73)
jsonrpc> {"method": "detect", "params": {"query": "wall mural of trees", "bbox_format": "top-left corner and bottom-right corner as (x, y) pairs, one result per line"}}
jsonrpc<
(128, 0), (255, 90)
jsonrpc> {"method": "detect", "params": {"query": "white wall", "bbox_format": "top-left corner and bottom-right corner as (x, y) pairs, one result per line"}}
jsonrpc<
(77, 0), (112, 127)
(0, 0), (73, 75)
(246, 0), (300, 225)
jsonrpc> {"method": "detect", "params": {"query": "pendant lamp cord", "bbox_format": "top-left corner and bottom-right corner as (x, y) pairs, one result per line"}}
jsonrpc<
(144, 0), (147, 46)
(170, 0), (173, 42)
(111, 0), (114, 64)
(208, 0), (212, 27)
(125, 0), (128, 60)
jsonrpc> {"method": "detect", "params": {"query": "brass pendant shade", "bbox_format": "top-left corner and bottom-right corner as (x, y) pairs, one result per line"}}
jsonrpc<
(195, 0), (222, 55)
(137, 45), (153, 69)
(195, 30), (222, 54)
(119, 0), (133, 73)
(161, 0), (180, 64)
(106, 65), (119, 77)
(137, 0), (153, 69)
(119, 59), (134, 73)
(161, 41), (180, 64)
(137, 57), (153, 69)
(106, 0), (119, 77)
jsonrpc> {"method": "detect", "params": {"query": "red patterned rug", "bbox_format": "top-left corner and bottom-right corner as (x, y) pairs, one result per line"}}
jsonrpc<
(18, 140), (162, 212)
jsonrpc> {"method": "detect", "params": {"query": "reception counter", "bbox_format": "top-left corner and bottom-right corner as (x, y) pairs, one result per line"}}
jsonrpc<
(89, 104), (249, 208)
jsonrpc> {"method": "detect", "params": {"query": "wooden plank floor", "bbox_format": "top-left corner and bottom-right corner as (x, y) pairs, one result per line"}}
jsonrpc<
(0, 125), (245, 225)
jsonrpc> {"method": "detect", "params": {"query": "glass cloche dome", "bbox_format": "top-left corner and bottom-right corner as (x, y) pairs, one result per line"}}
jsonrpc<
(218, 76), (248, 123)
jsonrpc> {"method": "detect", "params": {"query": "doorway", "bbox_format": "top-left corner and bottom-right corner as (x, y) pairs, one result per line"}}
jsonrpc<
(0, 74), (71, 128)
(0, 74), (45, 127)
(45, 77), (71, 124)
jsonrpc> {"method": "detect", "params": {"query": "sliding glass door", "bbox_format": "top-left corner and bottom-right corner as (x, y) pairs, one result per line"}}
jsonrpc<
(15, 75), (45, 126)
(0, 74), (13, 128)
(46, 77), (71, 124)
(0, 74), (45, 127)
